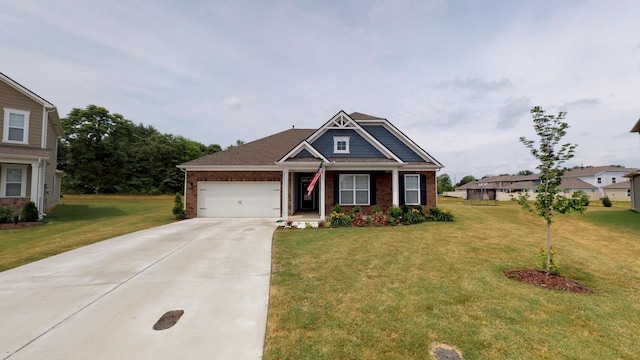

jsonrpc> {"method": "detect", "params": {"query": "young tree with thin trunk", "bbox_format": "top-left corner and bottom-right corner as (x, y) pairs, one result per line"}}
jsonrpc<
(517, 106), (585, 274)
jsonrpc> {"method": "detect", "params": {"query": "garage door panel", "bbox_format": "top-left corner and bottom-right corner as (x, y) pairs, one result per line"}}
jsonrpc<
(197, 181), (280, 218)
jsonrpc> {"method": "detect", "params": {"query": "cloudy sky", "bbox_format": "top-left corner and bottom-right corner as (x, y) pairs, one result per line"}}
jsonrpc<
(2, 0), (639, 182)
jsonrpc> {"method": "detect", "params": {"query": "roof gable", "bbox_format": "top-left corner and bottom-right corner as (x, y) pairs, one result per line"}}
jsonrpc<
(277, 140), (329, 163)
(0, 72), (63, 137)
(304, 110), (403, 163)
(564, 166), (635, 177)
(180, 110), (445, 169)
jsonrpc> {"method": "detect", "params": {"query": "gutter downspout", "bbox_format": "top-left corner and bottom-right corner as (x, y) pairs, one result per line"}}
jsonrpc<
(180, 168), (188, 215)
(435, 168), (440, 207)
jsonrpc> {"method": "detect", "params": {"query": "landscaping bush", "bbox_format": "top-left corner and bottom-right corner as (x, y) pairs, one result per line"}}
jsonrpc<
(329, 211), (351, 227)
(0, 206), (15, 223)
(403, 207), (426, 224)
(387, 205), (403, 219)
(601, 196), (612, 208)
(351, 212), (366, 227)
(371, 205), (381, 215)
(21, 201), (39, 222)
(574, 191), (590, 206)
(172, 193), (186, 219)
(372, 212), (387, 226)
(428, 207), (454, 222)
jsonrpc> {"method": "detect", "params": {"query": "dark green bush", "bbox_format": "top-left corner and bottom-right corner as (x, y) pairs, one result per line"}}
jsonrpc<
(601, 196), (612, 208)
(574, 191), (590, 206)
(21, 201), (39, 222)
(172, 193), (186, 219)
(0, 206), (15, 223)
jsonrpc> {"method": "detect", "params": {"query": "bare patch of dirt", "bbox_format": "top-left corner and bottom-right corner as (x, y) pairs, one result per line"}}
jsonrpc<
(504, 269), (594, 294)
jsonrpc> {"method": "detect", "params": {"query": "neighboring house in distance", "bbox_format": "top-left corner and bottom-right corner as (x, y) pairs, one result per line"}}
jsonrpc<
(455, 166), (635, 201)
(0, 72), (64, 216)
(627, 118), (640, 211)
(562, 165), (634, 197)
(602, 181), (631, 201)
(178, 110), (443, 219)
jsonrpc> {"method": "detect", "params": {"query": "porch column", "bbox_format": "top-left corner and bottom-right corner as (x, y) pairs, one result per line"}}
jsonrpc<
(392, 168), (399, 206)
(281, 169), (289, 220)
(320, 167), (326, 220)
(29, 160), (42, 215)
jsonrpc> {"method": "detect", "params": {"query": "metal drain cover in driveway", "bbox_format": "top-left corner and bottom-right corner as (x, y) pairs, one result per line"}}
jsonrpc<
(153, 310), (184, 330)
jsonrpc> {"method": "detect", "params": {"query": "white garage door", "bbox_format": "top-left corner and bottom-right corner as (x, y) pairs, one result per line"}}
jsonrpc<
(197, 181), (281, 218)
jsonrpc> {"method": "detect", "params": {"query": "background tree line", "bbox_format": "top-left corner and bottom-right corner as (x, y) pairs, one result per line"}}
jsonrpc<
(57, 105), (229, 194)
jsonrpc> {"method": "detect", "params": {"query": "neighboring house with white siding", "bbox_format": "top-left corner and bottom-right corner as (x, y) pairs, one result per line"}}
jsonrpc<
(0, 72), (64, 216)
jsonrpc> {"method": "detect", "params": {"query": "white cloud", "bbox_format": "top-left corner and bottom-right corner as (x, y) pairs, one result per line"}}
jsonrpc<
(1, 0), (638, 180)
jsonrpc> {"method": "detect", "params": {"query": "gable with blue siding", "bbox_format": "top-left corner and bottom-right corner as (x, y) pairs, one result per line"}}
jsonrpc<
(361, 125), (425, 162)
(293, 149), (315, 158)
(311, 129), (386, 158)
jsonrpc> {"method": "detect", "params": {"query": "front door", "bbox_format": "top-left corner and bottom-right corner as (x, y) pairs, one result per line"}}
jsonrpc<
(300, 176), (317, 210)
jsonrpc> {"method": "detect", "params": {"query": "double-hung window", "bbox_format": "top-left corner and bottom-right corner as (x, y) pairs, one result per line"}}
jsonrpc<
(1, 166), (27, 197)
(3, 108), (30, 144)
(339, 174), (369, 205)
(404, 174), (420, 205)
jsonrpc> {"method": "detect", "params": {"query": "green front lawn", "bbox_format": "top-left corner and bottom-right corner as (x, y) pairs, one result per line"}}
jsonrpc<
(265, 198), (640, 359)
(0, 195), (174, 272)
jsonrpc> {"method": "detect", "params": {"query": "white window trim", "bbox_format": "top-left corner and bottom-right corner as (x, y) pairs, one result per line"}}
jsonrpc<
(404, 174), (420, 205)
(1, 165), (28, 198)
(339, 174), (370, 205)
(333, 136), (350, 154)
(3, 108), (30, 144)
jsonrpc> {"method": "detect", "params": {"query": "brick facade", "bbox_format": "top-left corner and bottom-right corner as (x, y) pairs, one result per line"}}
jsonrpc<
(184, 171), (282, 218)
(184, 169), (437, 218)
(324, 170), (437, 215)
(0, 197), (27, 214)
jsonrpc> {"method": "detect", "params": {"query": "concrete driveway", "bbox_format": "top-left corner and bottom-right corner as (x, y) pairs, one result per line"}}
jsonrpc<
(0, 218), (277, 360)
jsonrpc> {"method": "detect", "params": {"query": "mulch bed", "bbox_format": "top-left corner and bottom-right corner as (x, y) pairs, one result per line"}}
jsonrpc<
(504, 269), (594, 294)
(0, 222), (44, 230)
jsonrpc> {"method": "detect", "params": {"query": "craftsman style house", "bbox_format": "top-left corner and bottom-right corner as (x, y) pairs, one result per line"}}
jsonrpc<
(0, 72), (63, 216)
(178, 111), (443, 219)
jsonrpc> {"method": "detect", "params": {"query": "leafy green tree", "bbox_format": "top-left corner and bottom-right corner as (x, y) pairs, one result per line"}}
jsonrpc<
(225, 139), (245, 150)
(456, 175), (477, 188)
(517, 106), (585, 274)
(517, 170), (534, 176)
(60, 105), (136, 193)
(437, 174), (454, 194)
(59, 105), (221, 194)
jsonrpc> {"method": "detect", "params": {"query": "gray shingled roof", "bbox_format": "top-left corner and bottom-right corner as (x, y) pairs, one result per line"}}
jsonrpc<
(180, 128), (314, 166)
(564, 166), (633, 177)
(632, 118), (640, 132)
(349, 112), (385, 120)
(602, 181), (631, 189)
